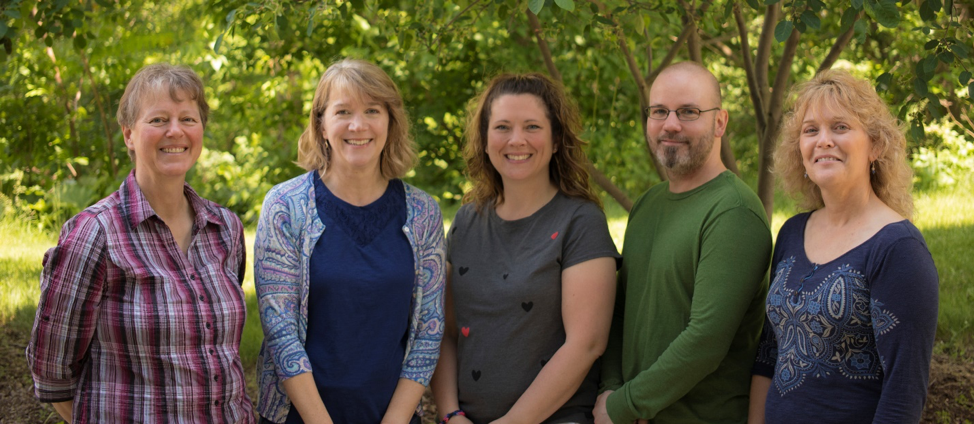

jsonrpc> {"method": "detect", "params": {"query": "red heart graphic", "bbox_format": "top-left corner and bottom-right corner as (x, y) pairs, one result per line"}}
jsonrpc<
(551, 231), (559, 240)
(461, 327), (470, 337)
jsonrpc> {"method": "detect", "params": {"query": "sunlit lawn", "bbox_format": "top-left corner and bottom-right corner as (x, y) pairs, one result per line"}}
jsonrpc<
(3, 179), (973, 379)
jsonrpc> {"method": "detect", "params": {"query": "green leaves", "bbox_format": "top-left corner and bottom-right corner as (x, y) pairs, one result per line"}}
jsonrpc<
(0, 21), (7, 39)
(800, 10), (821, 31)
(840, 8), (858, 32)
(554, 0), (575, 12)
(875, 72), (893, 92)
(864, 0), (900, 28)
(774, 20), (793, 42)
(528, 0), (544, 15)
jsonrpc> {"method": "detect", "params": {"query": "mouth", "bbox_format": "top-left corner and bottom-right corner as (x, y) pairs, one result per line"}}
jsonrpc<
(814, 156), (841, 163)
(345, 138), (373, 146)
(505, 154), (531, 161)
(160, 147), (188, 153)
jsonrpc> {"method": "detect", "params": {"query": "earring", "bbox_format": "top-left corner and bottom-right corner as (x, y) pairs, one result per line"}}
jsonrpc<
(871, 161), (876, 175)
(803, 172), (808, 179)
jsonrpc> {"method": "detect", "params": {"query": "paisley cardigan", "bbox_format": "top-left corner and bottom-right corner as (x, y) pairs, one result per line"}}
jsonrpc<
(254, 171), (445, 423)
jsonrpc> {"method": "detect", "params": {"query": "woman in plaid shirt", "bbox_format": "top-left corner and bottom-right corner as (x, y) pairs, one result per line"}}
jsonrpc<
(27, 63), (256, 423)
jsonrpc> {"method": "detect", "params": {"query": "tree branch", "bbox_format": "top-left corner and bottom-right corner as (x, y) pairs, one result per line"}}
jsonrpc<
(527, 10), (562, 82)
(433, 0), (484, 52)
(816, 19), (856, 74)
(768, 28), (801, 122)
(734, 2), (766, 131)
(754, 3), (779, 110)
(587, 160), (633, 212)
(646, 23), (694, 83)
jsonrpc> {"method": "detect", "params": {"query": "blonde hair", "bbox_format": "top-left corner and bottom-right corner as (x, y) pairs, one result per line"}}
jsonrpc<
(116, 63), (209, 161)
(462, 73), (601, 211)
(775, 69), (914, 218)
(296, 59), (416, 178)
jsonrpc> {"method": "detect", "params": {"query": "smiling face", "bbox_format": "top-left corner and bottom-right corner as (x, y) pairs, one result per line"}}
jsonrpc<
(485, 94), (556, 188)
(321, 86), (389, 177)
(646, 68), (725, 177)
(123, 88), (203, 186)
(799, 102), (876, 190)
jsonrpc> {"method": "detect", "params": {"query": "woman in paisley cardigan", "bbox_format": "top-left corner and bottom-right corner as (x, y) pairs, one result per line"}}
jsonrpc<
(254, 58), (445, 424)
(748, 69), (939, 423)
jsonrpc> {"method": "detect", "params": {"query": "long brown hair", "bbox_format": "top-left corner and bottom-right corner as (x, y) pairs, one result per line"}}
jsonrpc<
(462, 73), (600, 210)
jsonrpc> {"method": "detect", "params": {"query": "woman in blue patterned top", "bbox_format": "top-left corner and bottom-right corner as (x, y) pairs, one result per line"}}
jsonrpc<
(254, 59), (445, 424)
(748, 70), (939, 423)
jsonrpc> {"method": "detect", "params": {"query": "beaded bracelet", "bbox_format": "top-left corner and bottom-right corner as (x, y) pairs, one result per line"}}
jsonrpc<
(438, 409), (466, 424)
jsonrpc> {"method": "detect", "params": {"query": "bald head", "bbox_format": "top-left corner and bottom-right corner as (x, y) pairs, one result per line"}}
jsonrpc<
(652, 62), (722, 108)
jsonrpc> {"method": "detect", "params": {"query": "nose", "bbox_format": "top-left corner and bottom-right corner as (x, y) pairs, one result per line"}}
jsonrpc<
(348, 113), (366, 131)
(510, 127), (527, 146)
(165, 120), (184, 138)
(815, 129), (835, 149)
(660, 111), (682, 132)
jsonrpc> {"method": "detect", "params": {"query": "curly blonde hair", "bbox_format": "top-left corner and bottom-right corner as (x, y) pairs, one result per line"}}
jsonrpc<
(774, 69), (914, 218)
(462, 73), (600, 211)
(296, 58), (416, 178)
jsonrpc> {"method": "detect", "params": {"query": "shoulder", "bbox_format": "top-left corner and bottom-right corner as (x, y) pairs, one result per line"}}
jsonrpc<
(264, 172), (315, 205)
(872, 220), (932, 256)
(403, 182), (439, 209)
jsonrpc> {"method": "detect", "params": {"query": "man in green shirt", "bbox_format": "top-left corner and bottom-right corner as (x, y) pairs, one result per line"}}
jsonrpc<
(595, 62), (772, 424)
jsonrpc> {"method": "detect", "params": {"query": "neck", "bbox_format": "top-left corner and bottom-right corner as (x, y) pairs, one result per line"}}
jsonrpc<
(817, 180), (876, 226)
(495, 178), (559, 220)
(322, 167), (389, 206)
(134, 169), (190, 223)
(667, 161), (726, 193)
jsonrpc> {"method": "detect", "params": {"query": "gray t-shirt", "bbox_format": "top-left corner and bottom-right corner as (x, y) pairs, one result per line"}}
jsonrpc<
(446, 192), (620, 424)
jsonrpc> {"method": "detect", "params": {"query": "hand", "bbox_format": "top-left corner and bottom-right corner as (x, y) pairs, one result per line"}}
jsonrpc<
(636, 420), (649, 424)
(593, 390), (613, 424)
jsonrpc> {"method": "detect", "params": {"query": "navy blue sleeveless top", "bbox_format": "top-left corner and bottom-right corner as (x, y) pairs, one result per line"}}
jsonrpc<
(285, 173), (414, 423)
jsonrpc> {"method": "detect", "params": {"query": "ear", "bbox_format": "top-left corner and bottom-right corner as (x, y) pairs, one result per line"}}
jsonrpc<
(713, 109), (729, 138)
(122, 126), (134, 150)
(869, 139), (883, 163)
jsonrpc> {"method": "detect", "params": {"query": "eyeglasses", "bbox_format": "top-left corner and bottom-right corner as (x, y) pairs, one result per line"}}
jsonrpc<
(645, 106), (720, 121)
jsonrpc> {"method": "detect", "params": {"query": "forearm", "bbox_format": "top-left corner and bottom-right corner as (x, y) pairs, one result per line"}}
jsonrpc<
(430, 331), (461, 413)
(747, 375), (771, 424)
(382, 378), (426, 424)
(281, 373), (332, 424)
(498, 338), (603, 424)
(52, 400), (73, 423)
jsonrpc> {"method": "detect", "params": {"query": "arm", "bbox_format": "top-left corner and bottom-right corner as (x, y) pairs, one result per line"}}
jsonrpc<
(606, 208), (772, 422)
(869, 237), (939, 423)
(747, 375), (771, 424)
(281, 374), (333, 424)
(430, 264), (472, 423)
(382, 378), (428, 424)
(27, 214), (107, 414)
(399, 193), (446, 385)
(495, 256), (617, 424)
(253, 189), (318, 413)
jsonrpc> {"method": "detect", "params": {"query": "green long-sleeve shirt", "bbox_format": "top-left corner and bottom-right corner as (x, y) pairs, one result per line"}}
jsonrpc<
(601, 171), (772, 423)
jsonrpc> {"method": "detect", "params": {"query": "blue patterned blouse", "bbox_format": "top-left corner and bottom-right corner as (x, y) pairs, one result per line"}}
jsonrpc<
(753, 212), (938, 423)
(253, 171), (446, 423)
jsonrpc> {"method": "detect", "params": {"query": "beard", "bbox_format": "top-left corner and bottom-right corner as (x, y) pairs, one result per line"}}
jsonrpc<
(649, 125), (716, 176)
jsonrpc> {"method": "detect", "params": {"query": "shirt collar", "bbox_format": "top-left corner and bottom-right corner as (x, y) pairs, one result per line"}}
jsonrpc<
(120, 170), (228, 230)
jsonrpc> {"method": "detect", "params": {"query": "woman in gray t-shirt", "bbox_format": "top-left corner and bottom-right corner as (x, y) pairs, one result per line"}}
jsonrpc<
(430, 73), (620, 424)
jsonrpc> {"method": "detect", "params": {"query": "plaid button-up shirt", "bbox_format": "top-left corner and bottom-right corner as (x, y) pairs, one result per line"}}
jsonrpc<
(27, 171), (256, 423)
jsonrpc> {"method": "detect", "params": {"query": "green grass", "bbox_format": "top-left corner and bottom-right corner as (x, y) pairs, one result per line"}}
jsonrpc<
(2, 182), (973, 365)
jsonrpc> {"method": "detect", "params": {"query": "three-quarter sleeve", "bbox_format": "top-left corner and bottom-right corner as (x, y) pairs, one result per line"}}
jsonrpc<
(254, 191), (313, 381)
(27, 213), (108, 402)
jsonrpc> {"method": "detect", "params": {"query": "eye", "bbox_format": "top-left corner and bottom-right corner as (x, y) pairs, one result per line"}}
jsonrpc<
(834, 123), (850, 131)
(802, 126), (818, 135)
(182, 117), (198, 123)
(526, 124), (542, 130)
(648, 107), (669, 119)
(148, 117), (165, 124)
(677, 108), (700, 120)
(493, 124), (510, 131)
(366, 107), (382, 115)
(335, 109), (351, 115)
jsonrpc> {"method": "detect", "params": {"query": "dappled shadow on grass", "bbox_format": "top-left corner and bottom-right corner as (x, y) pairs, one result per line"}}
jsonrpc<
(0, 304), (57, 424)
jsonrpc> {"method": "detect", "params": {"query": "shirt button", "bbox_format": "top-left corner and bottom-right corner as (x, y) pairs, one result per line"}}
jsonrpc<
(209, 348), (215, 355)
(214, 400), (220, 406)
(214, 375), (219, 381)
(206, 322), (212, 329)
(190, 274), (196, 281)
(198, 295), (205, 301)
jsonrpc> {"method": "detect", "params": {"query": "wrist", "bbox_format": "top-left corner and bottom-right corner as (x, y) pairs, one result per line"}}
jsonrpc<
(439, 409), (466, 424)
